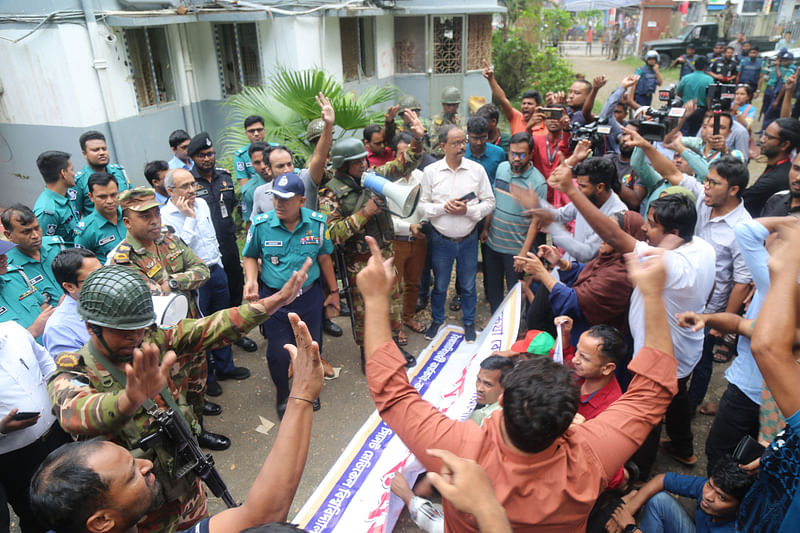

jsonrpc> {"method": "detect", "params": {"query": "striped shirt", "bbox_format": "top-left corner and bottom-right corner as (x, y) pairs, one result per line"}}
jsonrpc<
(487, 161), (547, 255)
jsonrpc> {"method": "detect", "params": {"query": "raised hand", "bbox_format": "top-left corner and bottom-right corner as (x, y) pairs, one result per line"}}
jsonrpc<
(548, 164), (577, 194)
(482, 58), (494, 80)
(120, 343), (177, 416)
(385, 104), (400, 123)
(621, 74), (639, 89)
(272, 257), (312, 308)
(316, 92), (335, 125)
(625, 248), (667, 296)
(402, 108), (425, 139)
(355, 236), (396, 299)
(593, 75), (608, 89)
(285, 313), (323, 402)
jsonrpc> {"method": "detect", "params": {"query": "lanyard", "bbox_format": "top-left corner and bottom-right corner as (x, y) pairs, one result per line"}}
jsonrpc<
(545, 135), (559, 166)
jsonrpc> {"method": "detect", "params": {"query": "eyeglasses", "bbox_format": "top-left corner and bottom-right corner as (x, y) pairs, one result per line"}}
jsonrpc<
(448, 139), (467, 146)
(761, 132), (782, 142)
(509, 151), (528, 160)
(197, 151), (216, 159)
(175, 181), (199, 191)
(246, 127), (265, 134)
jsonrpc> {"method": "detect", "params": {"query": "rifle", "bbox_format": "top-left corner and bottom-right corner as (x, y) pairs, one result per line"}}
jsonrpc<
(139, 408), (237, 508)
(333, 245), (358, 343)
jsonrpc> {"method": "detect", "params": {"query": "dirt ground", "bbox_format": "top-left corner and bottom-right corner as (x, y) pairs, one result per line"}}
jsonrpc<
(8, 54), (750, 532)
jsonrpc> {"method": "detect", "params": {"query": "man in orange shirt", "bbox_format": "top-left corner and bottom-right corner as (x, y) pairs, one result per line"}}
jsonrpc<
(358, 235), (677, 532)
(482, 59), (543, 135)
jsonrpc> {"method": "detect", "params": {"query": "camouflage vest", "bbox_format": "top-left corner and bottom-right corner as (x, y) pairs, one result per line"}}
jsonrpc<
(80, 341), (199, 502)
(327, 173), (394, 254)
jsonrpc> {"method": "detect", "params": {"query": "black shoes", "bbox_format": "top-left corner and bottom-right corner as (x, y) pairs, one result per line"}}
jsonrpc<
(234, 336), (258, 352)
(216, 366), (251, 381)
(416, 296), (428, 312)
(206, 381), (222, 397)
(323, 318), (343, 337)
(203, 401), (222, 416)
(340, 299), (351, 317)
(197, 430), (231, 450)
(397, 343), (417, 368)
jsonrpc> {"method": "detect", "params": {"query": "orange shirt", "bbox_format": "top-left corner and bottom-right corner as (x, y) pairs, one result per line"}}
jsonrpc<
(508, 108), (528, 135)
(366, 342), (677, 532)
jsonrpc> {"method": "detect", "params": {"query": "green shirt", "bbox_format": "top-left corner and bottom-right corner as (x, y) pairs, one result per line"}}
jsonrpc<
(0, 266), (48, 339)
(243, 208), (333, 289)
(487, 162), (546, 255)
(676, 70), (714, 105)
(73, 164), (132, 216)
(5, 236), (65, 302)
(75, 207), (127, 260)
(33, 188), (81, 246)
(240, 174), (268, 221)
(233, 145), (257, 183)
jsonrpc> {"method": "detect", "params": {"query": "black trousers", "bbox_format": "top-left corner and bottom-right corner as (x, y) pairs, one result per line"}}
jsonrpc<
(219, 241), (244, 307)
(665, 376), (694, 457)
(0, 423), (71, 533)
(483, 245), (523, 314)
(705, 383), (759, 475)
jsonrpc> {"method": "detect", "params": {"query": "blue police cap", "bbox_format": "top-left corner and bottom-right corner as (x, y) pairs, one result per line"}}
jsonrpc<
(272, 172), (305, 199)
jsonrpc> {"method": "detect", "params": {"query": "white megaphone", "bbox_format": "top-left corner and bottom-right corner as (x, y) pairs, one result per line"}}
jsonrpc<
(151, 293), (189, 327)
(363, 172), (420, 218)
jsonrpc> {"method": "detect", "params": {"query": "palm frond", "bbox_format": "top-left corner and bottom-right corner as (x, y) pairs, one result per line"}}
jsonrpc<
(270, 67), (343, 120)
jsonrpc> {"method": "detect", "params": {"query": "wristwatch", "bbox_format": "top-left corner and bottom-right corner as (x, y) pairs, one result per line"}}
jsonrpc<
(623, 524), (640, 533)
(168, 278), (180, 291)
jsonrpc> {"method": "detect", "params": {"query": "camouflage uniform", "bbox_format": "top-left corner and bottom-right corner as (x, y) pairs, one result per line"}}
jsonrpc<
(430, 113), (463, 158)
(387, 117), (434, 154)
(48, 300), (275, 533)
(318, 152), (420, 345)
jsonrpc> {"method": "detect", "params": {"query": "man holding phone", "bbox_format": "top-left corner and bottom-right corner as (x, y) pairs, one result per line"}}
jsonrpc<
(419, 125), (496, 342)
(0, 320), (71, 532)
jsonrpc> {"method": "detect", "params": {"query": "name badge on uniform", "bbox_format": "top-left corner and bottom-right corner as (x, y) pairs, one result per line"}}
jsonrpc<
(146, 263), (163, 278)
(98, 235), (116, 246)
(196, 188), (209, 197)
(264, 240), (282, 247)
(0, 306), (7, 316)
(270, 256), (280, 265)
(30, 274), (44, 285)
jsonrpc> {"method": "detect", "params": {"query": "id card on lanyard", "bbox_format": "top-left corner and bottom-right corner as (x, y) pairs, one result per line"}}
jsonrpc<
(220, 193), (228, 218)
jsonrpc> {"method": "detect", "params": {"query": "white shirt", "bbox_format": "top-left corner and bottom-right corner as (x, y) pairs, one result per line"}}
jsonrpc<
(390, 168), (425, 237)
(680, 176), (753, 313)
(43, 295), (89, 356)
(419, 157), (496, 238)
(549, 192), (628, 262)
(629, 238), (716, 378)
(161, 197), (222, 266)
(0, 321), (57, 454)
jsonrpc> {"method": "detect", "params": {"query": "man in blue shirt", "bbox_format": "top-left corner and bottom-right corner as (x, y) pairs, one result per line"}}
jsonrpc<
(632, 51), (663, 106)
(737, 46), (764, 93)
(465, 116), (506, 186)
(671, 44), (700, 79)
(243, 172), (339, 418)
(167, 129), (194, 171)
(608, 456), (753, 533)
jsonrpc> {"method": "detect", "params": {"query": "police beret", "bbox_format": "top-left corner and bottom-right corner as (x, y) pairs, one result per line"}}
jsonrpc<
(187, 132), (213, 157)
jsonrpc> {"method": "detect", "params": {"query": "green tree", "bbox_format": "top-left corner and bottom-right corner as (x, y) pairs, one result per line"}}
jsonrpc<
(542, 7), (573, 44)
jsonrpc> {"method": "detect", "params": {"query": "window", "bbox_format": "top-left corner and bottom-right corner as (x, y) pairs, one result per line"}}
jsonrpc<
(340, 17), (376, 81)
(394, 16), (426, 73)
(467, 15), (492, 71)
(124, 27), (176, 108)
(433, 16), (463, 74)
(214, 23), (262, 96)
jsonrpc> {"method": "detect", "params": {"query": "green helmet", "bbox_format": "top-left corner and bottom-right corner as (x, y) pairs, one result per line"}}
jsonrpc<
(330, 137), (369, 168)
(441, 86), (462, 104)
(306, 118), (325, 142)
(398, 94), (422, 113)
(78, 266), (156, 330)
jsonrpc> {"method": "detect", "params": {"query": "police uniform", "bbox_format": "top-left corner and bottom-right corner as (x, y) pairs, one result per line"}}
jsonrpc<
(33, 188), (80, 246)
(47, 301), (276, 533)
(430, 113), (462, 158)
(233, 144), (258, 183)
(318, 154), (418, 345)
(240, 174), (268, 221)
(634, 65), (659, 106)
(73, 163), (132, 215)
(243, 207), (332, 404)
(0, 266), (48, 340)
(5, 236), (65, 304)
(74, 206), (126, 260)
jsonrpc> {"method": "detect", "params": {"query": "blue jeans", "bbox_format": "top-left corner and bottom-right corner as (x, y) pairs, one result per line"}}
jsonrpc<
(640, 491), (696, 533)
(198, 264), (235, 381)
(431, 229), (478, 326)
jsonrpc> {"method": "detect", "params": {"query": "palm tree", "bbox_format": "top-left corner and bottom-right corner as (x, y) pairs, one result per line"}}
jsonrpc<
(221, 67), (396, 162)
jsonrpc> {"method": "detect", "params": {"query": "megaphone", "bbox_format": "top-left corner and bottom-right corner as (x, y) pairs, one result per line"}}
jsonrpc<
(151, 293), (189, 327)
(363, 172), (420, 218)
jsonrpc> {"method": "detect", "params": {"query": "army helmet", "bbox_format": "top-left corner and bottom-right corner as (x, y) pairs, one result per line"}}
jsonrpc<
(398, 94), (422, 113)
(330, 137), (369, 168)
(78, 265), (156, 330)
(441, 86), (462, 104)
(306, 118), (325, 143)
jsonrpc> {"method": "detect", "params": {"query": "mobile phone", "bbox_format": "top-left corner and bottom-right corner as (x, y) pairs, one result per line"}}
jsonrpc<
(11, 411), (39, 421)
(458, 192), (477, 202)
(541, 107), (564, 119)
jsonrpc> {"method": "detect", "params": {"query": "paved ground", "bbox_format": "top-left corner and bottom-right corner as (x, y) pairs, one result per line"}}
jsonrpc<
(8, 54), (748, 532)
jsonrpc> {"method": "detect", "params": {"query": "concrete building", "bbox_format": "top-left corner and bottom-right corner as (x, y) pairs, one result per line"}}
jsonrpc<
(0, 0), (502, 205)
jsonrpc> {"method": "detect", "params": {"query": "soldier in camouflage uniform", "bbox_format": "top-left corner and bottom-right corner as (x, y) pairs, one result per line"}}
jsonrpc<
(385, 95), (433, 154)
(317, 110), (425, 366)
(109, 187), (212, 432)
(47, 262), (310, 533)
(430, 86), (464, 159)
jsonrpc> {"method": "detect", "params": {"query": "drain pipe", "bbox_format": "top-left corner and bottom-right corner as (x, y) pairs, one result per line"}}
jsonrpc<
(176, 23), (202, 133)
(80, 0), (122, 163)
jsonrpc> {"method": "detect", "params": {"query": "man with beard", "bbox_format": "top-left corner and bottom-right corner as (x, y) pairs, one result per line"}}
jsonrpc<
(743, 118), (800, 216)
(605, 122), (646, 211)
(46, 262), (311, 533)
(709, 46), (740, 84)
(73, 131), (131, 216)
(762, 152), (800, 217)
(34, 150), (80, 246)
(482, 132), (546, 312)
(482, 59), (542, 135)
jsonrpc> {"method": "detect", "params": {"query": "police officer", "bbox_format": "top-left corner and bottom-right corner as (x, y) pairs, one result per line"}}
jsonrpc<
(47, 263), (310, 533)
(431, 87), (463, 158)
(33, 150), (81, 246)
(240, 141), (272, 223)
(0, 241), (55, 342)
(633, 51), (663, 106)
(73, 131), (131, 216)
(74, 172), (127, 260)
(243, 172), (338, 417)
(2, 205), (64, 302)
(318, 110), (425, 366)
(233, 115), (267, 185)
(671, 44), (700, 79)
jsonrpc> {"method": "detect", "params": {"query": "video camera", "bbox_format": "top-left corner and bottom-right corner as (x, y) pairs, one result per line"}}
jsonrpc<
(570, 117), (612, 155)
(638, 84), (686, 143)
(707, 82), (736, 135)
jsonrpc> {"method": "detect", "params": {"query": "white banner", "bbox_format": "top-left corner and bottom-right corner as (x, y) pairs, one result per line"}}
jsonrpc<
(293, 283), (522, 533)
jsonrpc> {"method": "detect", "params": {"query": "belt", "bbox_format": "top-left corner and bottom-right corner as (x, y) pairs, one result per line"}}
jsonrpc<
(394, 235), (416, 242)
(433, 228), (475, 243)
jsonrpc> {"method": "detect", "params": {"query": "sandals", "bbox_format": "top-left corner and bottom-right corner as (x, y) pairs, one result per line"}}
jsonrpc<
(713, 337), (736, 363)
(404, 320), (426, 333)
(449, 295), (462, 311)
(394, 333), (409, 346)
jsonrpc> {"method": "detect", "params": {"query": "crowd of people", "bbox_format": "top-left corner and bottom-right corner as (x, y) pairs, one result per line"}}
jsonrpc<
(3, 35), (800, 533)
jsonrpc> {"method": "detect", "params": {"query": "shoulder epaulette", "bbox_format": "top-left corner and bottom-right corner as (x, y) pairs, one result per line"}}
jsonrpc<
(216, 167), (232, 175)
(113, 242), (132, 263)
(55, 352), (82, 370)
(44, 235), (64, 246)
(309, 210), (327, 223)
(108, 163), (124, 170)
(235, 147), (247, 155)
(252, 212), (271, 226)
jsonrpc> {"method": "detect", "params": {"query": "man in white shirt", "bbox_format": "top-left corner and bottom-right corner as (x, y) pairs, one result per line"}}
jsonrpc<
(419, 125), (496, 342)
(162, 168), (250, 401)
(0, 320), (71, 532)
(43, 248), (101, 356)
(548, 163), (715, 470)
